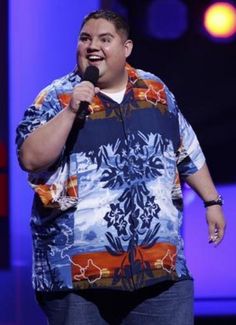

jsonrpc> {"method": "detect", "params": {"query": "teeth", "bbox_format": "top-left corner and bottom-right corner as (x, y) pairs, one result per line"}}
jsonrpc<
(88, 55), (102, 60)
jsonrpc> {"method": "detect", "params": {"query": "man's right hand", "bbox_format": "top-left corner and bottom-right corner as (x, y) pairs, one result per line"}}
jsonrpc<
(69, 81), (100, 114)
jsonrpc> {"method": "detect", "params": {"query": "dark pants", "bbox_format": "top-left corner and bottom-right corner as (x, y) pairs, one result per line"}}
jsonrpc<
(36, 279), (194, 325)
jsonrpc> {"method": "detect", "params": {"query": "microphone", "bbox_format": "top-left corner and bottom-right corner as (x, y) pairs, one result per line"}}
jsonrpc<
(77, 66), (99, 120)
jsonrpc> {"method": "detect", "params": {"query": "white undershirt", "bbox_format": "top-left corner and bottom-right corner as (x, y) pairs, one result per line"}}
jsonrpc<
(100, 88), (126, 104)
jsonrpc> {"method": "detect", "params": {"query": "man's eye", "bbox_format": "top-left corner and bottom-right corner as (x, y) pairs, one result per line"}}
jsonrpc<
(80, 36), (90, 42)
(101, 37), (111, 43)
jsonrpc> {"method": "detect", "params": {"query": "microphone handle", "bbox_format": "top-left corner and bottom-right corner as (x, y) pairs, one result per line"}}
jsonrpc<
(76, 101), (90, 120)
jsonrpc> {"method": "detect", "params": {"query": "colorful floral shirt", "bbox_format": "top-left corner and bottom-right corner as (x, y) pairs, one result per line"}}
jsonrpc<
(16, 64), (205, 292)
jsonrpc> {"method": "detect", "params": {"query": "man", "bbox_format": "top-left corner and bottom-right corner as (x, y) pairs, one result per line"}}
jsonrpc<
(16, 9), (226, 325)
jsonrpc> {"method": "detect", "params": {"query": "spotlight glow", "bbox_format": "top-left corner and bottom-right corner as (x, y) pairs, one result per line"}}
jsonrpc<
(204, 2), (236, 38)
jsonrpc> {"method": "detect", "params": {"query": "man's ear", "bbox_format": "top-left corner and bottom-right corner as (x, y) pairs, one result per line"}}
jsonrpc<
(124, 39), (133, 58)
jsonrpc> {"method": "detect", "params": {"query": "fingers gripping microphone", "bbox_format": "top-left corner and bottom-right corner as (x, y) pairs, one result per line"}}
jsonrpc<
(77, 66), (99, 120)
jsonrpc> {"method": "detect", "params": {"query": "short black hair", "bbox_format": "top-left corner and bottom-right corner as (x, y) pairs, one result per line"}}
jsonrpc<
(80, 10), (130, 40)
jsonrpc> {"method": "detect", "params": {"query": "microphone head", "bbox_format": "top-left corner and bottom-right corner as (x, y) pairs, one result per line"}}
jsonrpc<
(83, 66), (99, 85)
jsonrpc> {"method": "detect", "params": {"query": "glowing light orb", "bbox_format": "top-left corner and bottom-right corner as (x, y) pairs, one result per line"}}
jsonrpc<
(204, 2), (236, 38)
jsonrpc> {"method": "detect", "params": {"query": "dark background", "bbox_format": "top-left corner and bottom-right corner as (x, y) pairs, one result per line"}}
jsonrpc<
(0, 0), (9, 268)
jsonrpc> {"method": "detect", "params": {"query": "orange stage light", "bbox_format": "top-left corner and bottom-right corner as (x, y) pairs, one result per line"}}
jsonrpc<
(204, 2), (236, 38)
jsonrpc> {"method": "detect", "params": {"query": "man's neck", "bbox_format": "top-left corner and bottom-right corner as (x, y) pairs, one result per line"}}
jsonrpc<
(98, 70), (128, 93)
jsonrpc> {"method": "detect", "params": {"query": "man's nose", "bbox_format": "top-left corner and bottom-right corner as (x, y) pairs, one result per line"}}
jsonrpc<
(87, 38), (99, 50)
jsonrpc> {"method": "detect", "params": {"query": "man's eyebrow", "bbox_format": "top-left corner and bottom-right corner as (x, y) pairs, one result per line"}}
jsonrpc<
(99, 33), (114, 38)
(79, 32), (91, 37)
(79, 32), (115, 38)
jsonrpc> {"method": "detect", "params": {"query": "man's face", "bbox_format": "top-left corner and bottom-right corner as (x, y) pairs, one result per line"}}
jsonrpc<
(77, 18), (133, 90)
